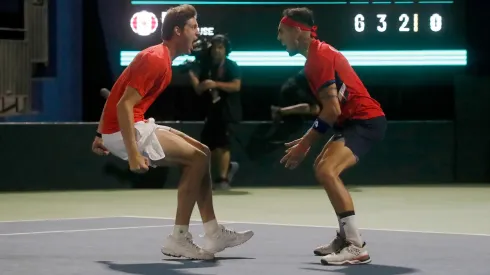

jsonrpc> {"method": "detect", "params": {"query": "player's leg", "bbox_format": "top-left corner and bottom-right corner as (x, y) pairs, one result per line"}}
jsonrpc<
(314, 138), (371, 265)
(151, 128), (214, 260)
(154, 129), (208, 226)
(313, 138), (364, 259)
(313, 134), (332, 168)
(168, 128), (254, 254)
(167, 128), (216, 224)
(317, 118), (386, 265)
(200, 119), (218, 189)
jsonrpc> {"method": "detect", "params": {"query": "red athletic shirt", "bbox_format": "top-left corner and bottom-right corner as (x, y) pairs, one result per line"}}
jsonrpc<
(101, 44), (172, 134)
(304, 39), (384, 124)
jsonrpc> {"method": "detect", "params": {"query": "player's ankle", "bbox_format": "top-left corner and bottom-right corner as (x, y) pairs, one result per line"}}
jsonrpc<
(337, 211), (363, 247)
(172, 225), (189, 237)
(203, 219), (220, 235)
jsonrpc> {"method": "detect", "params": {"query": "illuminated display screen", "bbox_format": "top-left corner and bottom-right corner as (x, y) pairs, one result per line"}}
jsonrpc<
(120, 0), (466, 67)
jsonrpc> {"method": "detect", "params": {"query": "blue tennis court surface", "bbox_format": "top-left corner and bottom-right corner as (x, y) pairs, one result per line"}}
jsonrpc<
(1, 216), (489, 275)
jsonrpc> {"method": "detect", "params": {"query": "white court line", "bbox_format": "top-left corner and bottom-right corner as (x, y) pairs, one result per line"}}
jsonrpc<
(0, 216), (123, 223)
(122, 215), (490, 237)
(0, 223), (203, 236)
(0, 225), (172, 236)
(3, 215), (489, 237)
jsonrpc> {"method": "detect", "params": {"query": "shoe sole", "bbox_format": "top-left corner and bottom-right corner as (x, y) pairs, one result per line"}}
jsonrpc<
(161, 248), (214, 261)
(313, 250), (331, 256)
(320, 255), (372, 266)
(206, 232), (255, 254)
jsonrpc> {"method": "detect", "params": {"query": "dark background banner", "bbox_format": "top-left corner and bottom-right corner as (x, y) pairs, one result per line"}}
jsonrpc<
(86, 0), (467, 122)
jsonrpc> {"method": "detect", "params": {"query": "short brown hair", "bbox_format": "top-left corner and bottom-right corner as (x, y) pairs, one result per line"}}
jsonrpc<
(282, 7), (314, 27)
(161, 4), (197, 40)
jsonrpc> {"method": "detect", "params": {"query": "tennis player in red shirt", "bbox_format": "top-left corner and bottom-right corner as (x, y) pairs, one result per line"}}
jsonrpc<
(91, 5), (253, 260)
(277, 8), (387, 265)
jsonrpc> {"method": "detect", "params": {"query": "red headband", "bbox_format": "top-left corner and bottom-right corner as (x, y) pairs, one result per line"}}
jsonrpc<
(280, 16), (318, 38)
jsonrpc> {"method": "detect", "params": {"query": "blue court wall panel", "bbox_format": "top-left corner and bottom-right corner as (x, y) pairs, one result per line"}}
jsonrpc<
(0, 0), (82, 122)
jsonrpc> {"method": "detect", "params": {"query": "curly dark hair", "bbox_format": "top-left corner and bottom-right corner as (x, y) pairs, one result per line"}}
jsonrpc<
(282, 7), (314, 27)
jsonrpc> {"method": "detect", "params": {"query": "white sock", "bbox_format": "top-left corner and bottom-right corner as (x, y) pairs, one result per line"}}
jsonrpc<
(339, 214), (363, 247)
(172, 225), (189, 237)
(203, 219), (220, 235)
(337, 216), (346, 237)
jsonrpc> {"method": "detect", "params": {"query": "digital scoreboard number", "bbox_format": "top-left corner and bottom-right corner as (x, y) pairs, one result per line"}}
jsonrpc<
(354, 13), (443, 33)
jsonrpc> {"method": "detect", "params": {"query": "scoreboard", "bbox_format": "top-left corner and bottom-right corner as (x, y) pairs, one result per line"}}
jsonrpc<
(121, 0), (466, 67)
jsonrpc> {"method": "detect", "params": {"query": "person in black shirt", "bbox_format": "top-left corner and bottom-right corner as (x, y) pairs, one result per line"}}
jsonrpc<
(188, 35), (242, 190)
(271, 69), (320, 121)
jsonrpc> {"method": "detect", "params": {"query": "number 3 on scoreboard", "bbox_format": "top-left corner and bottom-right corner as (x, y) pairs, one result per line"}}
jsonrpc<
(377, 14), (387, 32)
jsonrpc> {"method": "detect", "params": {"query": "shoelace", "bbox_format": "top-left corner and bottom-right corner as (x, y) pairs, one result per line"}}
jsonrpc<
(184, 234), (202, 250)
(199, 226), (237, 238)
(221, 226), (237, 235)
(330, 242), (356, 256)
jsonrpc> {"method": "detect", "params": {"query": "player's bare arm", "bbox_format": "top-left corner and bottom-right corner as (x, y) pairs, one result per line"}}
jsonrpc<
(92, 101), (110, 156)
(297, 84), (340, 147)
(281, 85), (339, 169)
(116, 86), (149, 172)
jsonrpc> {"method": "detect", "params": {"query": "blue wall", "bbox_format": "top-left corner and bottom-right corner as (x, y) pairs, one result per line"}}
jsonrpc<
(3, 0), (82, 122)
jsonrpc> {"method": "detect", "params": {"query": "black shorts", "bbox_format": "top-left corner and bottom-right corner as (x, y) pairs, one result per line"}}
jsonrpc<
(201, 118), (231, 151)
(331, 116), (387, 161)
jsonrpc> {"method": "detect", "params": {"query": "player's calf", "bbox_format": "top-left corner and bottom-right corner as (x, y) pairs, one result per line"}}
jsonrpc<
(175, 149), (209, 225)
(314, 164), (364, 247)
(314, 141), (363, 243)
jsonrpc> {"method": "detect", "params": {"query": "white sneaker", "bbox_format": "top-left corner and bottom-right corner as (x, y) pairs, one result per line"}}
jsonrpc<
(202, 225), (254, 254)
(313, 231), (346, 256)
(320, 242), (371, 265)
(161, 232), (215, 260)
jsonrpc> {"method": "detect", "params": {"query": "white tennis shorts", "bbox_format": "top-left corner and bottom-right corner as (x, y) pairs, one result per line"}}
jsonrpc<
(102, 118), (171, 167)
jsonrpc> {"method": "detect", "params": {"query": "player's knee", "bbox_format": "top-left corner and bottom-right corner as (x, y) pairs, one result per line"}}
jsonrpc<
(191, 149), (209, 167)
(314, 164), (338, 186)
(200, 144), (211, 159)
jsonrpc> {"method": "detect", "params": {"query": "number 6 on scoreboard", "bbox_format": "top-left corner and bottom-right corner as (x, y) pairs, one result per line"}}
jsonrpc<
(355, 14), (365, 32)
